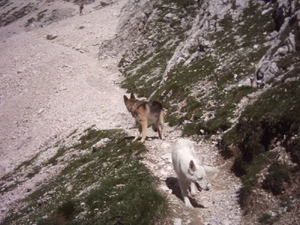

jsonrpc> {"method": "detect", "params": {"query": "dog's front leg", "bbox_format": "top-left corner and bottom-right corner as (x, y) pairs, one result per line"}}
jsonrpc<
(132, 126), (141, 142)
(140, 121), (148, 142)
(190, 182), (197, 196)
(179, 179), (193, 208)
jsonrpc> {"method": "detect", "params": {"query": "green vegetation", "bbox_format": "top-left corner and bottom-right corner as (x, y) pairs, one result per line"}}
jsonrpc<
(163, 0), (194, 6)
(25, 17), (35, 27)
(222, 78), (300, 207)
(262, 162), (290, 195)
(37, 9), (48, 21)
(120, 1), (198, 99)
(1, 3), (35, 27)
(120, 1), (273, 138)
(258, 212), (278, 225)
(1, 129), (168, 225)
(0, 153), (41, 193)
(223, 79), (300, 158)
(236, 153), (268, 205)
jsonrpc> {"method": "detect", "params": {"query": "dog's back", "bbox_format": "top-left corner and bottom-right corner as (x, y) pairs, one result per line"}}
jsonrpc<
(146, 101), (164, 125)
(172, 139), (197, 175)
(123, 93), (164, 142)
(148, 101), (163, 115)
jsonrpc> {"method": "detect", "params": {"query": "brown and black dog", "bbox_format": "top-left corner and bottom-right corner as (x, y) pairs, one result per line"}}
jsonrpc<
(123, 93), (165, 142)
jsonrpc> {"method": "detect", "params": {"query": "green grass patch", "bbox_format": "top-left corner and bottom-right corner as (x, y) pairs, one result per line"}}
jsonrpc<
(234, 153), (268, 208)
(239, 153), (268, 190)
(222, 79), (300, 207)
(182, 122), (199, 137)
(223, 79), (300, 160)
(2, 129), (168, 225)
(258, 212), (278, 224)
(120, 0), (198, 99)
(46, 147), (68, 166)
(262, 162), (290, 195)
(0, 153), (41, 193)
(181, 86), (256, 137)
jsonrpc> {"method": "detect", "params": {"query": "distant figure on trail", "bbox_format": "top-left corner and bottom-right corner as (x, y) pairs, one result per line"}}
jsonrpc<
(79, 3), (84, 15)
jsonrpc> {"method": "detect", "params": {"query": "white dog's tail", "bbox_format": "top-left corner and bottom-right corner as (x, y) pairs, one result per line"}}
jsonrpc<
(204, 165), (218, 179)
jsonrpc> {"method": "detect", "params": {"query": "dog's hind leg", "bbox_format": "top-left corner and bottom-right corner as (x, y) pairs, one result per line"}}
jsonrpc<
(158, 111), (165, 140)
(158, 125), (164, 140)
(152, 124), (158, 132)
(152, 122), (165, 140)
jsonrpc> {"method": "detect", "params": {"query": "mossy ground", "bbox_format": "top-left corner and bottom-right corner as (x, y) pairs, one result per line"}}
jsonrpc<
(222, 78), (300, 214)
(1, 128), (168, 225)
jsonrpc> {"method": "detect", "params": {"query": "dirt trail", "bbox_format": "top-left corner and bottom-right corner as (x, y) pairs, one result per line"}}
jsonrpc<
(141, 126), (242, 224)
(0, 0), (129, 177)
(0, 0), (243, 224)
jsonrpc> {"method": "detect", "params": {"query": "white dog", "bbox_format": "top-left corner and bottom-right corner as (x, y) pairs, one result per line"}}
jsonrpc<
(171, 138), (217, 208)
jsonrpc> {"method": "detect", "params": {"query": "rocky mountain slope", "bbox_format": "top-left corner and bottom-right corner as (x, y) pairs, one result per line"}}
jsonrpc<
(114, 0), (300, 224)
(0, 0), (300, 224)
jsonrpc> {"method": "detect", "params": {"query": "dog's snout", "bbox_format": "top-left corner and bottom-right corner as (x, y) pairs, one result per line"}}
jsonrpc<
(196, 181), (209, 191)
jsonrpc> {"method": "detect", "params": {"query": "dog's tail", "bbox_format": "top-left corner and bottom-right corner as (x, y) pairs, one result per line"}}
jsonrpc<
(204, 165), (219, 180)
(152, 125), (158, 132)
(204, 165), (218, 173)
(151, 109), (164, 133)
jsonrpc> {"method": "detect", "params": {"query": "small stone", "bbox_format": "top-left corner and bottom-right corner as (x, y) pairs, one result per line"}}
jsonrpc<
(1, 207), (7, 212)
(38, 108), (44, 114)
(173, 218), (182, 225)
(46, 34), (58, 40)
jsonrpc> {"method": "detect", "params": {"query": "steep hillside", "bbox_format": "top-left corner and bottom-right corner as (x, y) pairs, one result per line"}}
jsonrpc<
(114, 0), (300, 223)
(1, 0), (300, 224)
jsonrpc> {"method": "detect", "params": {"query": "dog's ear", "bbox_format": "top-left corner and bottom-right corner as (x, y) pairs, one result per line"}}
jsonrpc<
(130, 93), (135, 99)
(123, 95), (128, 102)
(188, 160), (196, 174)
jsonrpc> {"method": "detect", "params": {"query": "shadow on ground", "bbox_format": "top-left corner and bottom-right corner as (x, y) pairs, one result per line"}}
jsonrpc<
(166, 177), (205, 208)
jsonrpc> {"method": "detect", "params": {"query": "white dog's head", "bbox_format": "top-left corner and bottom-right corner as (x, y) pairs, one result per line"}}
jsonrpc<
(187, 160), (208, 191)
(187, 160), (217, 191)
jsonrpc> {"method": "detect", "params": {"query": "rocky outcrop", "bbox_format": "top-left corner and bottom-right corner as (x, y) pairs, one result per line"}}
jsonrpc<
(255, 0), (299, 87)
